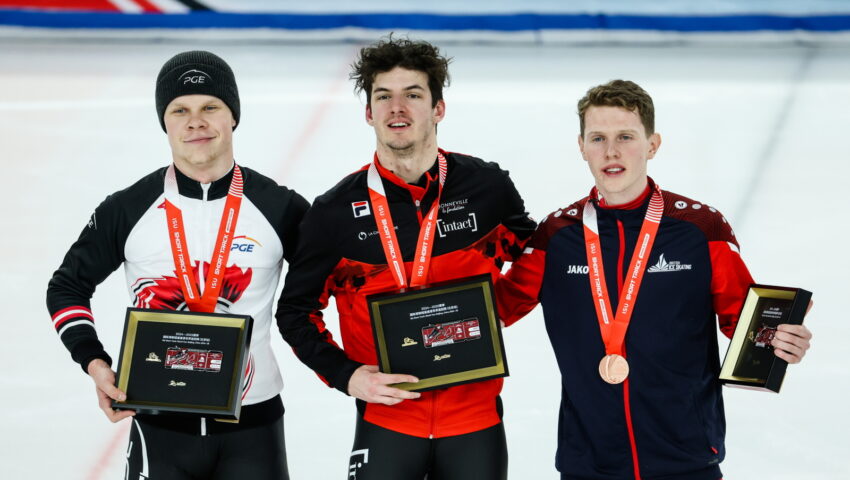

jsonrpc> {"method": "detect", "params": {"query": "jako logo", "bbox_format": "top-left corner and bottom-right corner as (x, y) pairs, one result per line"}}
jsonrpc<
(352, 201), (371, 218)
(436, 213), (477, 237)
(231, 236), (262, 253)
(566, 265), (589, 274)
(179, 69), (211, 85)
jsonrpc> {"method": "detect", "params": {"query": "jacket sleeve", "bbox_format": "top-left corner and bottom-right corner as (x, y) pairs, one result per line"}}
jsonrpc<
(496, 218), (553, 326)
(275, 200), (362, 393)
(710, 239), (754, 338)
(705, 211), (754, 338)
(46, 197), (125, 372)
(498, 171), (537, 261)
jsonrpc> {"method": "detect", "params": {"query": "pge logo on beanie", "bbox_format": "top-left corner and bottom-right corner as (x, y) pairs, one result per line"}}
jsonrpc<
(179, 69), (212, 86)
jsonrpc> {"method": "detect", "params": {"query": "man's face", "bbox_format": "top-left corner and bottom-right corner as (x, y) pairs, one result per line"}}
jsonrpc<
(163, 94), (235, 171)
(578, 106), (661, 204)
(366, 67), (445, 155)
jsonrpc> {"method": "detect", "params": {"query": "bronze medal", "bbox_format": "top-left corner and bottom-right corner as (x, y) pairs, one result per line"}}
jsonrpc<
(598, 354), (629, 384)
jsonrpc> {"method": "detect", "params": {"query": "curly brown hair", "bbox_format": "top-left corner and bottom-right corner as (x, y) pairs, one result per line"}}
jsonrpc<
(577, 80), (655, 137)
(351, 34), (452, 107)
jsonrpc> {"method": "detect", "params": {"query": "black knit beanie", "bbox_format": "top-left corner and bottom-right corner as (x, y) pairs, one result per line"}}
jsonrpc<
(155, 50), (240, 132)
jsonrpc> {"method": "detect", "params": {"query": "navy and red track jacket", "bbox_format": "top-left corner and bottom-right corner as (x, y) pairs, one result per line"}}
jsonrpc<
(277, 150), (536, 438)
(498, 179), (753, 480)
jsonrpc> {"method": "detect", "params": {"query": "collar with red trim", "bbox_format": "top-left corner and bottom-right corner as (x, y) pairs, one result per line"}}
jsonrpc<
(591, 178), (655, 210)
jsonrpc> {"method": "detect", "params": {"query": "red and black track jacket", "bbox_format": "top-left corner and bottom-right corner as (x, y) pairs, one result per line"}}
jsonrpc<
(276, 150), (536, 438)
(497, 179), (753, 480)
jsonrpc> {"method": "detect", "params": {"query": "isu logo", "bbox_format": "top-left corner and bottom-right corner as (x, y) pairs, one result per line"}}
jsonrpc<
(352, 201), (371, 218)
(647, 253), (692, 273)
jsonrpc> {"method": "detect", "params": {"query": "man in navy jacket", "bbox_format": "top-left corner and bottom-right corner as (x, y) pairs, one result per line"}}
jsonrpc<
(497, 79), (812, 480)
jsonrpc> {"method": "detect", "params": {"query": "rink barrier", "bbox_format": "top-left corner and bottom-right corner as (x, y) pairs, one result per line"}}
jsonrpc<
(2, 11), (850, 33)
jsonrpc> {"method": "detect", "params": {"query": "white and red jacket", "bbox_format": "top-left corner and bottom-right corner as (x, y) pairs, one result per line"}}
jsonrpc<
(47, 165), (308, 413)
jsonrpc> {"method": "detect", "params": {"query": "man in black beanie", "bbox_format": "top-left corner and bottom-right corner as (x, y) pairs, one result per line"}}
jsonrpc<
(47, 50), (308, 479)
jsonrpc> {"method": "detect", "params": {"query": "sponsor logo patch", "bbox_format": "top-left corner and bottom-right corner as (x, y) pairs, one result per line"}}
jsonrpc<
(566, 265), (589, 275)
(436, 213), (477, 237)
(352, 201), (371, 218)
(647, 253), (692, 273)
(179, 69), (212, 85)
(231, 235), (262, 253)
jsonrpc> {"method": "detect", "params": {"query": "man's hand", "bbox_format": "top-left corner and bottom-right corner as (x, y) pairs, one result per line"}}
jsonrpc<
(347, 365), (421, 405)
(773, 300), (814, 364)
(86, 359), (135, 423)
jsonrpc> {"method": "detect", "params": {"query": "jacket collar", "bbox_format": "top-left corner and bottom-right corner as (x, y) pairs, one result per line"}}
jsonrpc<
(173, 163), (236, 201)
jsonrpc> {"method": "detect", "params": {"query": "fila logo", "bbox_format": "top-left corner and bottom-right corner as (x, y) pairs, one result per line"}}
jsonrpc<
(352, 201), (371, 218)
(436, 213), (477, 238)
(566, 265), (589, 275)
(647, 253), (692, 273)
(179, 69), (211, 85)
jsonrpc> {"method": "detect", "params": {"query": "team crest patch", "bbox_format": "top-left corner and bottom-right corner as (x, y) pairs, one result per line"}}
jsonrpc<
(421, 318), (481, 348)
(352, 201), (371, 218)
(165, 347), (223, 372)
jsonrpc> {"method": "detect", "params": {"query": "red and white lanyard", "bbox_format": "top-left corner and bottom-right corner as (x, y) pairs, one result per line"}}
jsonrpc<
(163, 163), (244, 313)
(583, 185), (664, 357)
(367, 152), (447, 289)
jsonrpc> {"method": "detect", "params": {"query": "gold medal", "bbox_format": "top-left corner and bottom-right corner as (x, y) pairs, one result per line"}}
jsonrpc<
(598, 354), (629, 384)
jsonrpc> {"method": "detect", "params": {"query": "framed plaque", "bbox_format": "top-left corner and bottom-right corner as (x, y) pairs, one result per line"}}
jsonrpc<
(368, 274), (508, 392)
(112, 308), (253, 419)
(719, 284), (811, 393)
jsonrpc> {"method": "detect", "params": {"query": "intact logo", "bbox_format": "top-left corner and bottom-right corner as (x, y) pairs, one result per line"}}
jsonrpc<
(436, 213), (477, 237)
(647, 253), (692, 273)
(352, 201), (371, 218)
(566, 265), (589, 275)
(231, 235), (262, 253)
(179, 69), (212, 85)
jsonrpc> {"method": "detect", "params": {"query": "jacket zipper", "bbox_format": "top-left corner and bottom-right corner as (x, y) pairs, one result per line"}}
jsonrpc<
(617, 219), (642, 480)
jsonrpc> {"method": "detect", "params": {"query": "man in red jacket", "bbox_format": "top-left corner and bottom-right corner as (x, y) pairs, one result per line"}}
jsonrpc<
(276, 36), (535, 479)
(497, 79), (812, 480)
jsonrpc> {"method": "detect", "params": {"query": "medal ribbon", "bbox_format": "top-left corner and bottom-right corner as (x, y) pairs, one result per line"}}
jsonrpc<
(367, 152), (447, 289)
(583, 185), (664, 355)
(163, 163), (244, 313)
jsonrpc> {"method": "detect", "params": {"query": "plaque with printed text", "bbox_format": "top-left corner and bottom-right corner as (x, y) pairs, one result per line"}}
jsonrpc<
(112, 308), (253, 419)
(368, 275), (508, 392)
(719, 285), (811, 393)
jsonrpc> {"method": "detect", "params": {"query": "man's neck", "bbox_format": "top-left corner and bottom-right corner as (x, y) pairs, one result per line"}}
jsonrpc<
(376, 144), (438, 184)
(173, 157), (234, 184)
(597, 178), (649, 207)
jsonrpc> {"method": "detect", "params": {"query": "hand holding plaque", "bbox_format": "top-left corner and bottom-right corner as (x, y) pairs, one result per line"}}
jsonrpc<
(368, 275), (508, 392)
(111, 308), (253, 419)
(719, 285), (812, 393)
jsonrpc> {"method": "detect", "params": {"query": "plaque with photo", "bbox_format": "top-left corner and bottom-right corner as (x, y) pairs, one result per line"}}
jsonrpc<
(112, 308), (253, 419)
(719, 285), (811, 393)
(368, 275), (508, 392)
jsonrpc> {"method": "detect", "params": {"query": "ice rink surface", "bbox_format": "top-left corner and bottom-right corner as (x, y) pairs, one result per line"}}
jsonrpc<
(1, 38), (848, 479)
